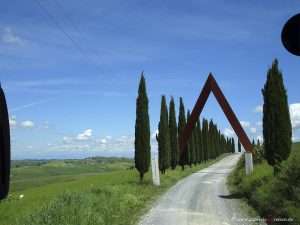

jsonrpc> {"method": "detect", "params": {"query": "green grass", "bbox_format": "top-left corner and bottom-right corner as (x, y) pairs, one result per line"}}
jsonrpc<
(0, 154), (229, 225)
(10, 159), (133, 191)
(227, 142), (300, 225)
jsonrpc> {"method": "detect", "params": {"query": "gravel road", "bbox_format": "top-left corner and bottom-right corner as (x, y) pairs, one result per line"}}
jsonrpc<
(139, 154), (264, 225)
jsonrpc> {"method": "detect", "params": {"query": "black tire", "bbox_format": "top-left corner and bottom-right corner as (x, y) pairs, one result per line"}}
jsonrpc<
(0, 86), (10, 200)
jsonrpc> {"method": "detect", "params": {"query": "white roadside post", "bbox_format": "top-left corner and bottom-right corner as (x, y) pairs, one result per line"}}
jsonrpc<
(151, 156), (160, 186)
(245, 152), (253, 174)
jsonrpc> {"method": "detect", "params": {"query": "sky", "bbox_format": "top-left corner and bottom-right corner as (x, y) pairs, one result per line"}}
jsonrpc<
(0, 0), (299, 159)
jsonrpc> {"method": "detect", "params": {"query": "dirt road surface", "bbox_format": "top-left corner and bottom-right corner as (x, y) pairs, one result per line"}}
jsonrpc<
(139, 154), (264, 225)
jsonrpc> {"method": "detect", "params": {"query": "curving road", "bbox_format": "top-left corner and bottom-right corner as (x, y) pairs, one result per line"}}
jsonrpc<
(139, 154), (263, 225)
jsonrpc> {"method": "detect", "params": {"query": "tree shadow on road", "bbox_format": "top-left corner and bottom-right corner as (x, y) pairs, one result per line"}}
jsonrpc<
(218, 193), (242, 199)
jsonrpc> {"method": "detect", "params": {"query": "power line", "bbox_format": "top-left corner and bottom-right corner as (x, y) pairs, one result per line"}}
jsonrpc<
(52, 0), (123, 84)
(34, 0), (125, 91)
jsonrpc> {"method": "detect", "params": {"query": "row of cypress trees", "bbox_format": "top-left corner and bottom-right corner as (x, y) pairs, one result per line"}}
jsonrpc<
(134, 73), (236, 181)
(157, 95), (236, 172)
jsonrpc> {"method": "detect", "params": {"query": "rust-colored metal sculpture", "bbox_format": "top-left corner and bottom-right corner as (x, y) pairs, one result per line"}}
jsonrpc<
(179, 73), (253, 157)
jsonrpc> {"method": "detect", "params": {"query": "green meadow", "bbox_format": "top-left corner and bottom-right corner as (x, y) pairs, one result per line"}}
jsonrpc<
(0, 154), (229, 225)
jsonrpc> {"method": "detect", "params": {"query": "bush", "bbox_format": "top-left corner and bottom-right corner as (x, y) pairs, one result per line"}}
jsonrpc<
(252, 145), (265, 164)
(254, 152), (300, 223)
(229, 147), (300, 224)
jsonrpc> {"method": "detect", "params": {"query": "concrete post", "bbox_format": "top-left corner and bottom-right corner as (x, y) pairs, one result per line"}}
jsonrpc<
(151, 156), (160, 185)
(245, 152), (253, 174)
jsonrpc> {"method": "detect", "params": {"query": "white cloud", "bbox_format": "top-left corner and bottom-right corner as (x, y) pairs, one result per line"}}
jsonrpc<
(290, 103), (300, 130)
(292, 136), (298, 142)
(20, 120), (35, 129)
(223, 128), (235, 137)
(2, 27), (31, 47)
(253, 105), (263, 113)
(9, 116), (17, 127)
(74, 129), (93, 141)
(99, 138), (107, 144)
(63, 136), (73, 143)
(256, 121), (263, 126)
(240, 121), (250, 128)
(249, 127), (257, 134)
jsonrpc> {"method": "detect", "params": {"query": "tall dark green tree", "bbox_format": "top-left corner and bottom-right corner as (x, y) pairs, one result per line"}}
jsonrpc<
(202, 118), (209, 161)
(169, 97), (179, 170)
(187, 110), (195, 167)
(257, 139), (261, 148)
(231, 138), (235, 153)
(238, 139), (242, 152)
(178, 97), (189, 170)
(193, 121), (199, 166)
(134, 73), (151, 181)
(262, 59), (292, 174)
(226, 137), (230, 153)
(156, 95), (171, 174)
(196, 119), (203, 163)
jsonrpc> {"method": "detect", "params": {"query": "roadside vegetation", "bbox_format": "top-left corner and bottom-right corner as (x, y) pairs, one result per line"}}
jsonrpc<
(228, 59), (299, 224)
(228, 142), (300, 224)
(0, 154), (229, 225)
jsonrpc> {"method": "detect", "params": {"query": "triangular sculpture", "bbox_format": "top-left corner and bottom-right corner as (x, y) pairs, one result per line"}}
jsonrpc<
(179, 73), (253, 157)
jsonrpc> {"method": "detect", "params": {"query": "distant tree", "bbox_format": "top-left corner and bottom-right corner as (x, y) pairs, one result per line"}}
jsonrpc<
(187, 110), (195, 168)
(252, 139), (255, 146)
(134, 73), (151, 181)
(178, 97), (189, 170)
(231, 138), (235, 153)
(156, 95), (171, 174)
(257, 139), (261, 148)
(226, 137), (230, 153)
(202, 119), (209, 161)
(262, 59), (292, 174)
(238, 140), (242, 152)
(209, 120), (214, 159)
(196, 119), (203, 164)
(169, 97), (179, 170)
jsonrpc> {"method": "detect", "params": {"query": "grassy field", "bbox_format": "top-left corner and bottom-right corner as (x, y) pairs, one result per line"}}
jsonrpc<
(10, 158), (133, 192)
(227, 142), (300, 224)
(0, 154), (229, 225)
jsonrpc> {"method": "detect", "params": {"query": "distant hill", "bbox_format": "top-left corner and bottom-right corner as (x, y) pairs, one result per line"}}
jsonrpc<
(11, 156), (133, 168)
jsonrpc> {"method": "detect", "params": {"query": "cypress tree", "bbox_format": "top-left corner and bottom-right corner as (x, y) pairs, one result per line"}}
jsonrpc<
(196, 119), (203, 163)
(252, 139), (255, 146)
(156, 95), (171, 174)
(217, 130), (221, 157)
(178, 97), (189, 170)
(221, 134), (226, 153)
(193, 120), (199, 166)
(262, 59), (292, 174)
(226, 137), (230, 153)
(238, 140), (242, 152)
(187, 110), (195, 167)
(202, 118), (209, 161)
(209, 120), (214, 159)
(257, 139), (261, 147)
(134, 73), (151, 181)
(231, 138), (235, 153)
(169, 97), (179, 170)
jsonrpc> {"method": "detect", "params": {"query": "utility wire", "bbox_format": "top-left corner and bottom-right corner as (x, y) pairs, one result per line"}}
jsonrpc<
(52, 0), (123, 84)
(34, 0), (125, 91)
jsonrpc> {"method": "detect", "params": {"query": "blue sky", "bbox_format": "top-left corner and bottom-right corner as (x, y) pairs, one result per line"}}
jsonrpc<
(1, 0), (299, 159)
